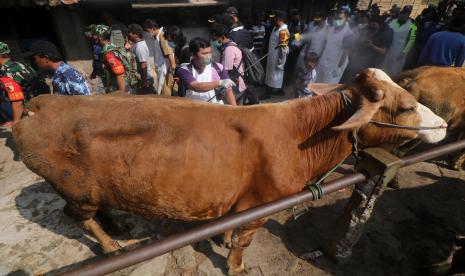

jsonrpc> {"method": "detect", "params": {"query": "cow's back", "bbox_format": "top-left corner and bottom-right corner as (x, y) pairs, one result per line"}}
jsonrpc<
(13, 94), (298, 221)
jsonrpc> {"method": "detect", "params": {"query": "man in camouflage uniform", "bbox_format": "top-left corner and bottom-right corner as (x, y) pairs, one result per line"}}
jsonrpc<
(0, 42), (33, 126)
(93, 25), (138, 93)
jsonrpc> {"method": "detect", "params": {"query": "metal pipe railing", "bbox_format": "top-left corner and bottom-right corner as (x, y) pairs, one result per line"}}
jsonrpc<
(401, 139), (465, 166)
(60, 140), (465, 276)
(62, 173), (367, 276)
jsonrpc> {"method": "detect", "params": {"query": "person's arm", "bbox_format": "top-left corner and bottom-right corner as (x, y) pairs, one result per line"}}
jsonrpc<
(368, 40), (388, 54)
(277, 30), (290, 70)
(338, 32), (354, 67)
(11, 101), (23, 124)
(160, 36), (176, 72)
(188, 80), (220, 92)
(224, 88), (237, 106)
(401, 24), (417, 56)
(0, 76), (24, 123)
(105, 52), (127, 91)
(167, 53), (176, 72)
(338, 49), (349, 68)
(135, 44), (151, 87)
(116, 74), (126, 91)
(178, 67), (221, 92)
(139, 62), (148, 86)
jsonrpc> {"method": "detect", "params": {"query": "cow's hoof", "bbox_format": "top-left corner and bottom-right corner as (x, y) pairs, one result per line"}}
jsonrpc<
(387, 176), (401, 190)
(228, 263), (245, 276)
(103, 240), (122, 254)
(222, 240), (232, 249)
(453, 152), (465, 171)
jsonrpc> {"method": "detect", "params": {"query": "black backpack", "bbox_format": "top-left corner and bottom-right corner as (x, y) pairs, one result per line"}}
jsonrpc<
(238, 46), (265, 85)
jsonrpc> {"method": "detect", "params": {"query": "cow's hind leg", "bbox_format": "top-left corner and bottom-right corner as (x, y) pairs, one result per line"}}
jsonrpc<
(227, 218), (267, 275)
(64, 203), (121, 254)
(81, 218), (122, 253)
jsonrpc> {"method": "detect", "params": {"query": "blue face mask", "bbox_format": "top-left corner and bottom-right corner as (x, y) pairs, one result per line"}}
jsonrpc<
(168, 41), (176, 48)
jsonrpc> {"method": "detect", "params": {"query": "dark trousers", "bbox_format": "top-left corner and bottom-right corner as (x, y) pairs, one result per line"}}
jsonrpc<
(237, 85), (259, 105)
(0, 94), (13, 123)
(136, 79), (156, 95)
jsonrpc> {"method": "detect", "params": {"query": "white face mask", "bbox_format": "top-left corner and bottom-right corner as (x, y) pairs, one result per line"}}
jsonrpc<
(359, 23), (368, 29)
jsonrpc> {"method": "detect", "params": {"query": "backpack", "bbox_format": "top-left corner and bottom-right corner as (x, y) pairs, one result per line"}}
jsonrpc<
(175, 62), (222, 97)
(228, 44), (265, 86)
(106, 46), (139, 88)
(229, 27), (254, 50)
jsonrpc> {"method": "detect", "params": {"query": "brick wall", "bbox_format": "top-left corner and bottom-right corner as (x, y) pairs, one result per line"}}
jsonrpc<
(358, 0), (440, 18)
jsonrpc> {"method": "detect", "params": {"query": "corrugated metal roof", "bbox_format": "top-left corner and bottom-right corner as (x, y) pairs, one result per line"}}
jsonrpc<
(0, 0), (79, 7)
(131, 0), (229, 8)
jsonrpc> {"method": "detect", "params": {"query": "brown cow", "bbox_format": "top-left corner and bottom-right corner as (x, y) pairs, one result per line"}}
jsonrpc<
(13, 69), (446, 275)
(393, 66), (465, 169)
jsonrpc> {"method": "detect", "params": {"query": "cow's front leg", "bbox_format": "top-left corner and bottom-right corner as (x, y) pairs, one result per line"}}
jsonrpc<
(81, 218), (122, 254)
(223, 229), (233, 248)
(227, 218), (267, 275)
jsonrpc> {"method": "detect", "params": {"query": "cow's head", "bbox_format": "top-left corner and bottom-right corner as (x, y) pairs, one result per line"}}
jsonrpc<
(312, 68), (447, 148)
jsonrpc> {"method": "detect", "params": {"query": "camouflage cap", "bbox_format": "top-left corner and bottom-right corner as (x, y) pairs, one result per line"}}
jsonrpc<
(0, 42), (11, 55)
(93, 25), (111, 36)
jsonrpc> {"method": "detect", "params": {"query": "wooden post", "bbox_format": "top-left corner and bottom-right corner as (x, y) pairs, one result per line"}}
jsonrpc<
(324, 148), (403, 264)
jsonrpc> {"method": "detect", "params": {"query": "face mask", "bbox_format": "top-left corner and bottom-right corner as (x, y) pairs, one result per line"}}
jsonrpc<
(358, 23), (368, 29)
(334, 19), (345, 28)
(202, 55), (212, 65)
(212, 40), (222, 50)
(168, 41), (176, 48)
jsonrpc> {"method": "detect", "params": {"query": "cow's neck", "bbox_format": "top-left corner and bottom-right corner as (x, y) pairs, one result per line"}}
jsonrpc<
(293, 92), (355, 182)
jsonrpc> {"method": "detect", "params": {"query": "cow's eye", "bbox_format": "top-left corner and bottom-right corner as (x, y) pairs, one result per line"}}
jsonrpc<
(400, 106), (416, 113)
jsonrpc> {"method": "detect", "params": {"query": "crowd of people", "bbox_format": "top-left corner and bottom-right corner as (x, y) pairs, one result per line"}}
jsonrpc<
(1, 3), (465, 127)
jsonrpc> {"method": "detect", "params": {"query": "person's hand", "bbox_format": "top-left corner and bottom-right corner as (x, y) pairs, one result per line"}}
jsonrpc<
(367, 40), (374, 48)
(219, 79), (236, 89)
(276, 64), (285, 71)
(215, 89), (225, 101)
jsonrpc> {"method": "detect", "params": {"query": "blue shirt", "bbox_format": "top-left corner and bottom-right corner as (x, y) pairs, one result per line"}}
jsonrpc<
(52, 63), (90, 95)
(418, 31), (465, 67)
(92, 43), (103, 75)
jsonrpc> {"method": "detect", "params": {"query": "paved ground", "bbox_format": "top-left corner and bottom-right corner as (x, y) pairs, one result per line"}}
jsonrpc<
(1, 93), (464, 276)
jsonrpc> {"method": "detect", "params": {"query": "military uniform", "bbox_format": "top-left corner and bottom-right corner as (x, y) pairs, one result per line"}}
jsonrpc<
(93, 25), (138, 92)
(0, 42), (31, 105)
(0, 59), (35, 102)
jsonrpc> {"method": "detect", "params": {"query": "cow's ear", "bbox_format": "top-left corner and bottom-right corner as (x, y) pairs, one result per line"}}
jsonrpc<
(397, 77), (411, 87)
(309, 83), (344, 96)
(358, 71), (386, 102)
(333, 102), (379, 130)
